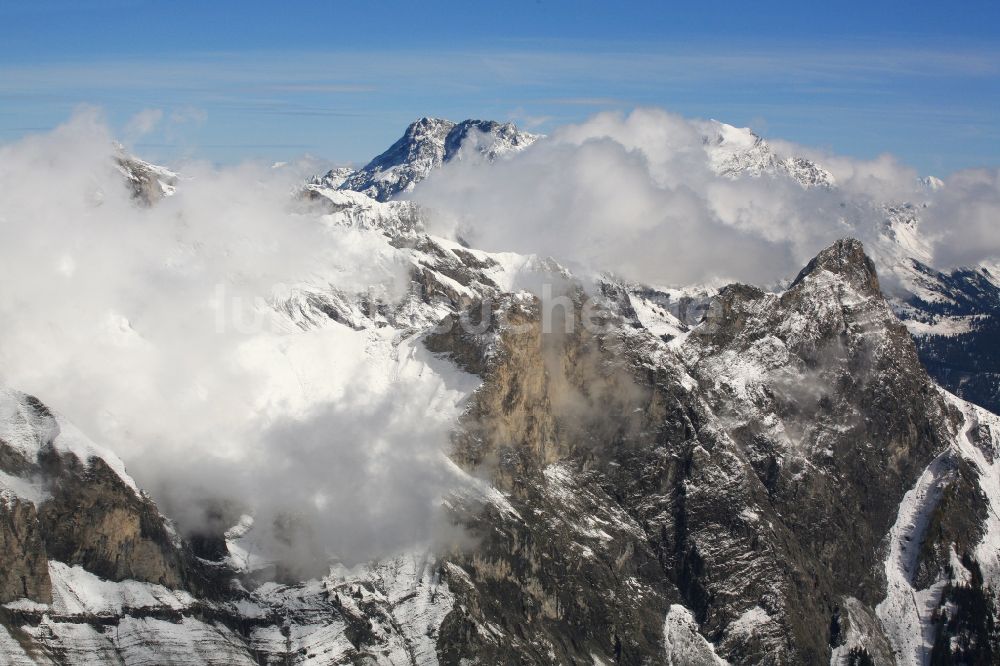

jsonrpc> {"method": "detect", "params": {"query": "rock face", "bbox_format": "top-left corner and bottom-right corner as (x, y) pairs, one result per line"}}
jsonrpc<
(36, 451), (186, 589)
(0, 496), (50, 604)
(420, 238), (963, 664)
(0, 389), (207, 605)
(678, 240), (956, 662)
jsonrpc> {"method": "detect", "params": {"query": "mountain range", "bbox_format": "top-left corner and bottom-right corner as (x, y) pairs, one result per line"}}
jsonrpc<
(1, 117), (998, 665)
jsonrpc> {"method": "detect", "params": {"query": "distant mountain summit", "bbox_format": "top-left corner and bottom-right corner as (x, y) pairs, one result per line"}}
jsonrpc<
(322, 118), (538, 201)
(113, 144), (177, 205)
(697, 119), (836, 187)
(323, 117), (833, 200)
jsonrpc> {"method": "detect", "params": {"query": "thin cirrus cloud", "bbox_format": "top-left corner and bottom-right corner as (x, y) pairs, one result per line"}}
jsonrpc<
(0, 44), (997, 169)
(263, 84), (378, 93)
(1, 46), (996, 93)
(535, 97), (627, 107)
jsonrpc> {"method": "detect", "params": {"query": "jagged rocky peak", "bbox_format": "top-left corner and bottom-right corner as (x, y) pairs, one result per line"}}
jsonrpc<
(113, 143), (178, 205)
(338, 116), (539, 201)
(673, 239), (983, 663)
(442, 119), (537, 161)
(789, 237), (881, 295)
(697, 119), (835, 188)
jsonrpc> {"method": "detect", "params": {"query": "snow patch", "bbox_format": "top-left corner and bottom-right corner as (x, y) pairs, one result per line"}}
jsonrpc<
(944, 393), (1000, 596)
(663, 604), (730, 665)
(5, 561), (197, 616)
(904, 316), (978, 338)
(875, 448), (953, 665)
(727, 605), (772, 638)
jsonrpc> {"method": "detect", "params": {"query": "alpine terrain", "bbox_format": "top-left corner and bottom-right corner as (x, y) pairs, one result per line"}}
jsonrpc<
(1, 117), (999, 666)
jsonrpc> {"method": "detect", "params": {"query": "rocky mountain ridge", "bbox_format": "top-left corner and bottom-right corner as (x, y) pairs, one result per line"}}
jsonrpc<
(696, 119), (836, 188)
(318, 118), (538, 202)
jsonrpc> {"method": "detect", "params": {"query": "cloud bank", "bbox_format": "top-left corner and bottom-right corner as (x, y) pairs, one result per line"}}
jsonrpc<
(0, 108), (464, 571)
(414, 108), (1000, 287)
(921, 168), (1000, 269)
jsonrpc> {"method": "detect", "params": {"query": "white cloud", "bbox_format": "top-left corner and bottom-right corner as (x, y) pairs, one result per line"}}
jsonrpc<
(0, 108), (458, 570)
(124, 108), (163, 138)
(921, 168), (1000, 269)
(413, 108), (1000, 286)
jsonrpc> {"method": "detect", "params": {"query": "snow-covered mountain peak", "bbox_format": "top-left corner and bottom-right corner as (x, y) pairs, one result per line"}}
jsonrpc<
(113, 144), (178, 205)
(921, 175), (945, 191)
(337, 117), (538, 201)
(697, 119), (836, 188)
(789, 237), (881, 295)
(703, 119), (762, 151)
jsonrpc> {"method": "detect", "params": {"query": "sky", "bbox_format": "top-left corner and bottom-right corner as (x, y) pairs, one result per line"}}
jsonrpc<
(0, 0), (998, 175)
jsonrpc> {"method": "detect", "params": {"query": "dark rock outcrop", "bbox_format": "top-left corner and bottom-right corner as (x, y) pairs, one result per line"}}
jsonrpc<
(0, 495), (51, 604)
(36, 449), (186, 588)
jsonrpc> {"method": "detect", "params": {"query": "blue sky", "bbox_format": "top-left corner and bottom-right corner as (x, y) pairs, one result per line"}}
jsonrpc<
(1, 0), (998, 174)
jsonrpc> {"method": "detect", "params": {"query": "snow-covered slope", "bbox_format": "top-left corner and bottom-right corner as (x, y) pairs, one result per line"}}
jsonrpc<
(0, 389), (137, 497)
